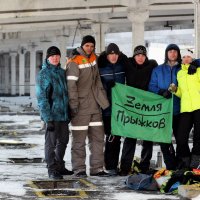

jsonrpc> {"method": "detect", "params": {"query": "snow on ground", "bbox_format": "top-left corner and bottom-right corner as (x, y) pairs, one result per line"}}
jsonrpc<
(0, 97), (195, 199)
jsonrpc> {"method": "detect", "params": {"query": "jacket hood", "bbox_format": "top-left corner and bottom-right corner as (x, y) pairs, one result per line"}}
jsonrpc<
(98, 51), (128, 68)
(164, 44), (181, 64)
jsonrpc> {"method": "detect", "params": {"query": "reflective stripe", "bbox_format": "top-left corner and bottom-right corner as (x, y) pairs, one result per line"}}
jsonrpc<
(78, 60), (96, 69)
(100, 72), (125, 77)
(67, 76), (78, 81)
(89, 122), (103, 126)
(71, 125), (88, 130)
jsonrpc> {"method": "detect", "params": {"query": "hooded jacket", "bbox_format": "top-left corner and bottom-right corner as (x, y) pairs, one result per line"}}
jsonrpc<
(125, 57), (158, 91)
(149, 45), (181, 115)
(149, 64), (181, 115)
(36, 60), (69, 122)
(98, 51), (127, 116)
(66, 47), (109, 115)
(175, 64), (200, 113)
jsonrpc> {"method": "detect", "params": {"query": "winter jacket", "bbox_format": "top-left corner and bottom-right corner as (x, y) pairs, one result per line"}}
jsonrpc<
(125, 57), (158, 90)
(175, 64), (200, 113)
(98, 51), (127, 116)
(66, 47), (109, 115)
(36, 60), (69, 123)
(149, 63), (181, 115)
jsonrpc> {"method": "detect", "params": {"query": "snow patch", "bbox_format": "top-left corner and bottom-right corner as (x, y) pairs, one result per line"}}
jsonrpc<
(0, 181), (26, 196)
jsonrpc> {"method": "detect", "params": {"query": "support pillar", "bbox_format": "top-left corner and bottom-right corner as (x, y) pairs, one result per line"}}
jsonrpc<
(19, 49), (25, 96)
(193, 0), (200, 58)
(58, 36), (67, 68)
(127, 8), (149, 51)
(91, 23), (109, 54)
(30, 48), (36, 97)
(4, 54), (9, 94)
(10, 52), (17, 95)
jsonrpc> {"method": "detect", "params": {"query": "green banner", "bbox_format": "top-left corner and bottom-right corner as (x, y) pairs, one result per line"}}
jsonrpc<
(111, 83), (173, 143)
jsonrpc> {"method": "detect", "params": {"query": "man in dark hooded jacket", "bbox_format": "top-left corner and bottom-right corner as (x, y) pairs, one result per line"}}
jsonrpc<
(98, 43), (127, 175)
(119, 45), (158, 176)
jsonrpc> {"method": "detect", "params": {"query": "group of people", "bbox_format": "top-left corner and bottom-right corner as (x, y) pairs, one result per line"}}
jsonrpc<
(36, 34), (200, 180)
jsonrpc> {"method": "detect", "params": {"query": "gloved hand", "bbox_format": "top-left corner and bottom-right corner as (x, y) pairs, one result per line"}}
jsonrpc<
(158, 89), (172, 99)
(168, 83), (177, 93)
(188, 60), (199, 75)
(71, 108), (78, 117)
(47, 121), (55, 131)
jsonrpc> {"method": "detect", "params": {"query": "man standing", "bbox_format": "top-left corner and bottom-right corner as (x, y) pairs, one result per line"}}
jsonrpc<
(66, 35), (109, 177)
(98, 43), (127, 175)
(119, 45), (158, 175)
(149, 43), (181, 170)
(36, 46), (73, 180)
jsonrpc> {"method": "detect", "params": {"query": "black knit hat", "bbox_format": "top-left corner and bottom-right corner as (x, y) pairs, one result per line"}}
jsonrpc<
(106, 43), (120, 55)
(165, 44), (181, 63)
(81, 35), (96, 47)
(133, 45), (147, 57)
(46, 46), (61, 59)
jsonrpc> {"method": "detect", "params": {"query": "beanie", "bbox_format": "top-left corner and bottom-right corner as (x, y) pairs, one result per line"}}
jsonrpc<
(106, 43), (120, 55)
(165, 44), (181, 63)
(181, 49), (194, 59)
(81, 35), (96, 47)
(46, 46), (61, 59)
(133, 45), (147, 57)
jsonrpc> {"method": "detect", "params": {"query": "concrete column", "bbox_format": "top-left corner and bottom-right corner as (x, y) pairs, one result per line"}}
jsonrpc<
(10, 52), (17, 95)
(127, 8), (149, 51)
(4, 54), (9, 94)
(19, 49), (25, 96)
(91, 23), (101, 54)
(58, 36), (67, 68)
(30, 48), (36, 97)
(193, 0), (200, 58)
(42, 44), (49, 61)
(91, 23), (109, 54)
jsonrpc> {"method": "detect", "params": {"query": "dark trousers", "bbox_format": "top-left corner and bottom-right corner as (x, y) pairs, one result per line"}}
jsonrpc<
(103, 116), (121, 170)
(176, 110), (200, 158)
(120, 114), (180, 171)
(120, 138), (152, 172)
(159, 114), (180, 170)
(45, 121), (69, 172)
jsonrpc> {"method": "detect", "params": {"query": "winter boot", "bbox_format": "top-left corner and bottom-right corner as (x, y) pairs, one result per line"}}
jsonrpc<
(176, 157), (190, 170)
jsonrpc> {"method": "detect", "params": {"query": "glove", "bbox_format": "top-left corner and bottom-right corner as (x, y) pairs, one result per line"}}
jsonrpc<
(158, 89), (172, 99)
(168, 83), (177, 93)
(47, 121), (55, 132)
(71, 108), (78, 117)
(188, 65), (197, 75)
(188, 60), (199, 75)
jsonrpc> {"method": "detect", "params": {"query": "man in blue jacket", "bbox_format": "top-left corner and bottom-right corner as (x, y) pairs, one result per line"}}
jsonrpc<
(36, 46), (73, 179)
(149, 43), (181, 170)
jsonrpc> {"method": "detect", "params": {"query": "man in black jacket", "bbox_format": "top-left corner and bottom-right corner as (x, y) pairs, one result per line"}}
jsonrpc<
(119, 45), (158, 176)
(98, 43), (127, 176)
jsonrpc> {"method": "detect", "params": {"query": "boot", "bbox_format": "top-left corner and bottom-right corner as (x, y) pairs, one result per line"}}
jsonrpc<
(177, 157), (190, 170)
(190, 155), (200, 169)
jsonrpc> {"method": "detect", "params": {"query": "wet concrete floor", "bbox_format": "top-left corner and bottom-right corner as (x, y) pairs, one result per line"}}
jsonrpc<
(0, 114), (183, 200)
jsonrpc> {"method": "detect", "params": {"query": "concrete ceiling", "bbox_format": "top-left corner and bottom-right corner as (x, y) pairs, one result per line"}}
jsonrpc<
(0, 0), (196, 50)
